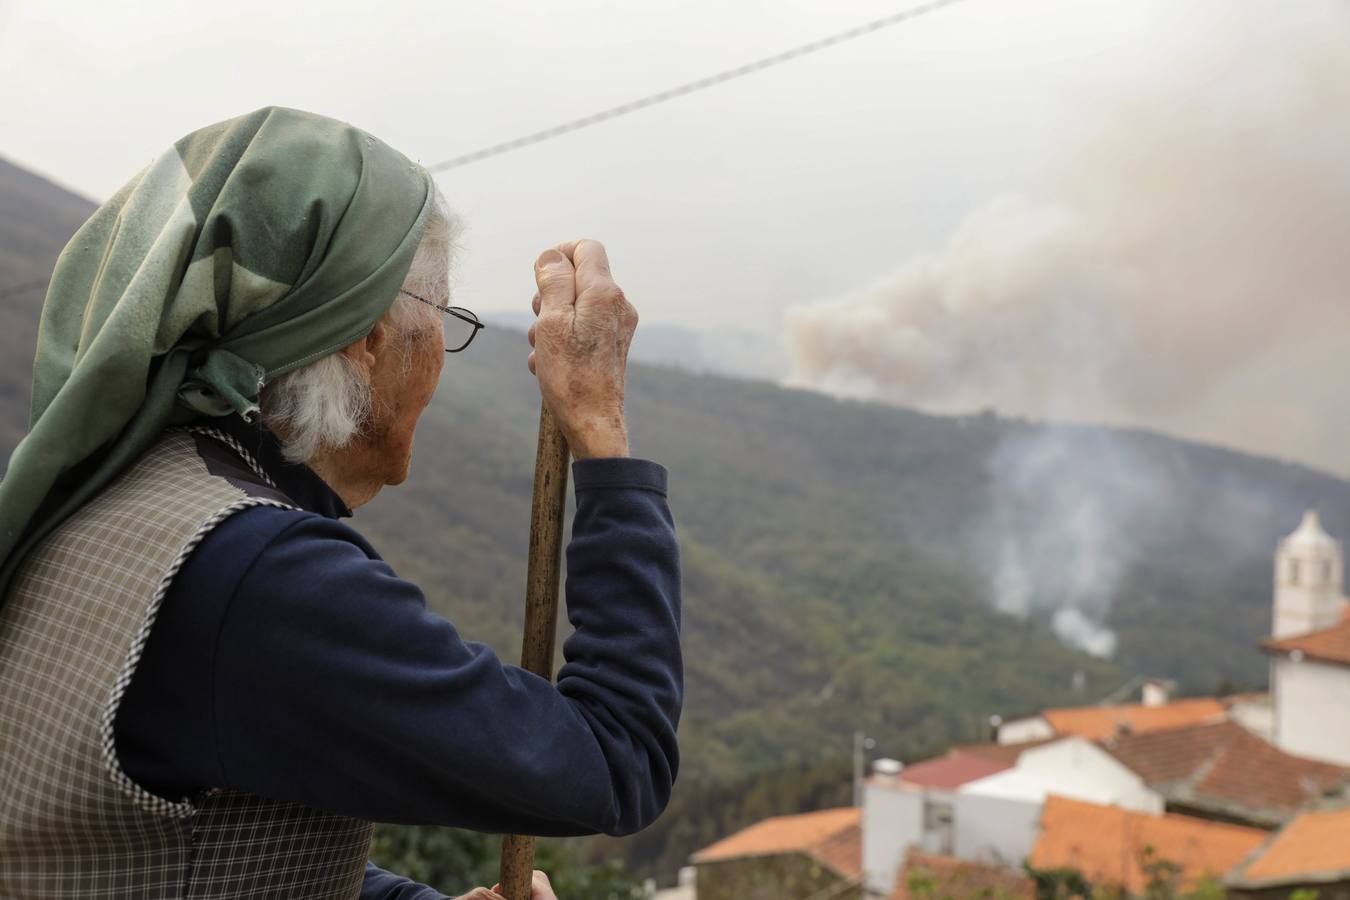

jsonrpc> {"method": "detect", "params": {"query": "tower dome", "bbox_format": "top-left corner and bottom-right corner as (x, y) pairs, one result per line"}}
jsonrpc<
(1282, 510), (1339, 553)
(1272, 509), (1346, 638)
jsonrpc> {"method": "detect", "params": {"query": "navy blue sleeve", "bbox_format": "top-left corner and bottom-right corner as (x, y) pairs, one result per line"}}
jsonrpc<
(361, 862), (446, 900)
(116, 458), (681, 839)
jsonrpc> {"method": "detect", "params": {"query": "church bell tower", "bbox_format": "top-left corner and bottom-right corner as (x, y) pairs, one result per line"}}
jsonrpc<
(1272, 509), (1346, 639)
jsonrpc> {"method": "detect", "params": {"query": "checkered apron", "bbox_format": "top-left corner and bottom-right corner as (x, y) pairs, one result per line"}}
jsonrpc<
(0, 431), (373, 898)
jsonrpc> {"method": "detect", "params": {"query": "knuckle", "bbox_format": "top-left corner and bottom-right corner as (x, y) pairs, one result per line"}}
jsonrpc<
(593, 282), (625, 306)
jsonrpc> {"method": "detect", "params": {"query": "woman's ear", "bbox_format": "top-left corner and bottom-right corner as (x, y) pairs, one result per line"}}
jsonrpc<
(338, 322), (385, 374)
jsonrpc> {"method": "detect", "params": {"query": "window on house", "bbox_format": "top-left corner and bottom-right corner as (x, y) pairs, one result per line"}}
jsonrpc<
(1289, 559), (1301, 585)
(923, 800), (955, 856)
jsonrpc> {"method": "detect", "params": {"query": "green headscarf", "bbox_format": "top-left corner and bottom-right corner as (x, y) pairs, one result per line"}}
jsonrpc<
(0, 106), (435, 602)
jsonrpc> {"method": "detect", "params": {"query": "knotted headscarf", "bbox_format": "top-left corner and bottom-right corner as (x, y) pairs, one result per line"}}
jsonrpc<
(0, 106), (435, 602)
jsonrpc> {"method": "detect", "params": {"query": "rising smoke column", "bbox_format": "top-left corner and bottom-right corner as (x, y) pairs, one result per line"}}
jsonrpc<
(788, 19), (1350, 476)
(785, 12), (1350, 656)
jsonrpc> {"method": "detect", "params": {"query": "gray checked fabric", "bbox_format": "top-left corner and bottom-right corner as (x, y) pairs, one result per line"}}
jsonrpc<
(0, 432), (373, 898)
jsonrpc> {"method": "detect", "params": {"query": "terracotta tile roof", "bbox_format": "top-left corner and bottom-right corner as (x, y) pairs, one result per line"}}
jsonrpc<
(1263, 616), (1350, 667)
(897, 754), (1011, 791)
(890, 850), (1034, 900)
(1030, 796), (1267, 894)
(812, 819), (863, 880)
(1041, 698), (1227, 741)
(948, 738), (1056, 766)
(1100, 720), (1239, 786)
(692, 807), (861, 879)
(1230, 806), (1350, 888)
(1100, 720), (1348, 826)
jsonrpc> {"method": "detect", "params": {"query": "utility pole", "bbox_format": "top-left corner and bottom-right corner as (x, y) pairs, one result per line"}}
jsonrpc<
(852, 730), (876, 808)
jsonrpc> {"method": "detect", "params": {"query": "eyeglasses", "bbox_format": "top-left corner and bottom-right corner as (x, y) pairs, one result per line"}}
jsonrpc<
(400, 290), (485, 353)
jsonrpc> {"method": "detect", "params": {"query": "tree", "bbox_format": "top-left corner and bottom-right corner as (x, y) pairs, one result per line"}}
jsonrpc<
(371, 825), (643, 899)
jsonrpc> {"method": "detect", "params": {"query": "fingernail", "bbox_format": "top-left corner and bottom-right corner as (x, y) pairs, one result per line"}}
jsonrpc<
(537, 249), (566, 268)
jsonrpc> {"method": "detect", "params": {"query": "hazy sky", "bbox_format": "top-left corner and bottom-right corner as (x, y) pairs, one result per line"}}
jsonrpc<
(2, 0), (1214, 327)
(3, 1), (1344, 471)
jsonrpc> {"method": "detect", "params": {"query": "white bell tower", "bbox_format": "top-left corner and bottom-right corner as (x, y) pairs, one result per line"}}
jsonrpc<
(1272, 509), (1346, 639)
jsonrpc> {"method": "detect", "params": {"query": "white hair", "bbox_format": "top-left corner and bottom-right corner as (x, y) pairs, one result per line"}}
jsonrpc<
(259, 189), (459, 463)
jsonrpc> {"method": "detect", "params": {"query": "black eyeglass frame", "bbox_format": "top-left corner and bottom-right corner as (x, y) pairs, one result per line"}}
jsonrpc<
(399, 289), (485, 353)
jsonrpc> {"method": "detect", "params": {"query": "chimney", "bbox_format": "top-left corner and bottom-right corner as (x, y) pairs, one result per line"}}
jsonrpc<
(1142, 678), (1170, 708)
(871, 757), (903, 783)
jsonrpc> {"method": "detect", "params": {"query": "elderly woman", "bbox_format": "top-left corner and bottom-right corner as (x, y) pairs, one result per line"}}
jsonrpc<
(0, 108), (681, 900)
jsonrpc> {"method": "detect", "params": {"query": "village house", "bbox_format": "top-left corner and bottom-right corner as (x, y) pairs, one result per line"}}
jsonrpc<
(685, 510), (1350, 898)
(691, 807), (863, 900)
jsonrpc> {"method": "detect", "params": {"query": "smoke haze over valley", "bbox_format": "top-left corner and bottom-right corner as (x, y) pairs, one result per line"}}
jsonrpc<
(785, 12), (1350, 653)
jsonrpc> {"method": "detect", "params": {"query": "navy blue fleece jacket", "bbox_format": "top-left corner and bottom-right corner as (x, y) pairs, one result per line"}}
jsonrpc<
(114, 421), (682, 898)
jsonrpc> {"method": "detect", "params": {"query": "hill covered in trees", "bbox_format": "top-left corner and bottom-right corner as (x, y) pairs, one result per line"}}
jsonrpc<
(4, 156), (1349, 881)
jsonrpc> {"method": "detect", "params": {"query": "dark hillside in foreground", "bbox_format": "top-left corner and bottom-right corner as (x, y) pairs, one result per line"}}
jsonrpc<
(6, 155), (1350, 876)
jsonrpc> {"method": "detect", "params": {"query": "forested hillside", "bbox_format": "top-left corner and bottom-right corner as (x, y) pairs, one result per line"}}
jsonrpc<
(5, 157), (1350, 880)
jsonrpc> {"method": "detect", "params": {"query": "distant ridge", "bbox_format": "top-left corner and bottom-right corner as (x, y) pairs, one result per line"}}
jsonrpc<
(0, 157), (96, 447)
(0, 155), (96, 281)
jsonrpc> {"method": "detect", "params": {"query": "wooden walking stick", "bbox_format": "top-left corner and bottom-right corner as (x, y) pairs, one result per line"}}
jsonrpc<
(498, 403), (571, 900)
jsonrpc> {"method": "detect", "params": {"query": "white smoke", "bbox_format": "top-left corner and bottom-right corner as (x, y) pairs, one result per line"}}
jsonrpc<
(981, 426), (1171, 657)
(785, 10), (1350, 656)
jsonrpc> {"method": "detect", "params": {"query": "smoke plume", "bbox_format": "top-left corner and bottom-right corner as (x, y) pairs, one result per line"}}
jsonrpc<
(786, 13), (1350, 656)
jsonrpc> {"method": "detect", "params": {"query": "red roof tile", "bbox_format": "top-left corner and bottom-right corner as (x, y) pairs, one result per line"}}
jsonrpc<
(1263, 617), (1350, 667)
(891, 850), (1034, 899)
(1100, 721), (1347, 826)
(1231, 806), (1350, 887)
(1030, 796), (1267, 893)
(1100, 720), (1238, 786)
(1041, 698), (1226, 741)
(692, 807), (861, 879)
(897, 754), (1010, 791)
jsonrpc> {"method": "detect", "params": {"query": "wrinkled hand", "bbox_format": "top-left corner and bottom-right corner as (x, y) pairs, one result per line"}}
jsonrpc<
(527, 240), (636, 460)
(457, 869), (559, 900)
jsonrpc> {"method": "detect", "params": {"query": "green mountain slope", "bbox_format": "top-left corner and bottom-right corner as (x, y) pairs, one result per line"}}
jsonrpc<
(5, 157), (1349, 877)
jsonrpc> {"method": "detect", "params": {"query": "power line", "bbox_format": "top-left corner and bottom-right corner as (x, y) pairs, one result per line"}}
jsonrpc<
(427, 0), (970, 173)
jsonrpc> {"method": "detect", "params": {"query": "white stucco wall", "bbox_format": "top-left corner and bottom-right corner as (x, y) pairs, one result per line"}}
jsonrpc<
(997, 716), (1055, 745)
(951, 739), (1162, 869)
(952, 791), (1042, 866)
(862, 779), (925, 896)
(1273, 656), (1350, 766)
(1009, 739), (1162, 812)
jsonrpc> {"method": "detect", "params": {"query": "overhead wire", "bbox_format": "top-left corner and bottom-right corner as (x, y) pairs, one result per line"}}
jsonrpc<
(0, 0), (971, 299)
(426, 0), (970, 173)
